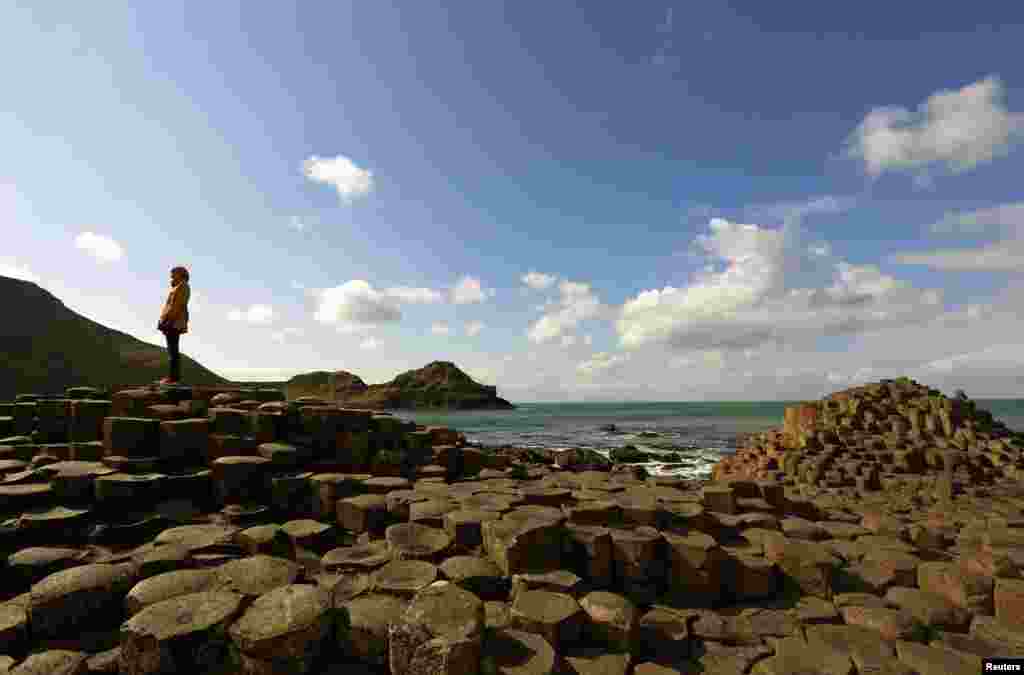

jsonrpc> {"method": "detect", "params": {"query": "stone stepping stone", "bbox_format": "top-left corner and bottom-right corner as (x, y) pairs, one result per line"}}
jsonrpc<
(161, 468), (214, 503)
(519, 487), (573, 507)
(512, 570), (586, 600)
(153, 523), (240, 550)
(0, 459), (28, 476)
(805, 624), (897, 674)
(221, 503), (271, 526)
(338, 593), (409, 665)
(8, 547), (90, 587)
(282, 519), (335, 552)
(636, 606), (690, 660)
(482, 518), (564, 576)
(101, 455), (162, 473)
(317, 570), (372, 606)
(102, 417), (160, 458)
(439, 555), (507, 599)
(9, 649), (89, 675)
(257, 442), (306, 468)
(271, 471), (314, 514)
(121, 591), (245, 673)
(213, 554), (303, 598)
(389, 581), (485, 675)
(417, 465), (447, 479)
(458, 494), (518, 512)
(510, 589), (585, 649)
(0, 482), (53, 512)
(385, 490), (430, 520)
(337, 494), (388, 534)
(28, 562), (137, 639)
(45, 461), (115, 501)
(229, 584), (331, 670)
(578, 592), (637, 652)
(444, 509), (501, 549)
(409, 499), (457, 527)
(372, 560), (438, 597)
(609, 527), (664, 582)
(484, 629), (557, 675)
(363, 476), (411, 495)
(563, 525), (613, 588)
(322, 541), (392, 574)
(564, 650), (631, 675)
(1, 469), (47, 485)
(124, 568), (218, 616)
(88, 513), (171, 547)
(212, 456), (271, 504)
(93, 472), (164, 504)
(386, 523), (452, 561)
(312, 474), (367, 520)
(0, 602), (28, 655)
(16, 506), (91, 539)
(729, 553), (778, 600)
(237, 525), (295, 558)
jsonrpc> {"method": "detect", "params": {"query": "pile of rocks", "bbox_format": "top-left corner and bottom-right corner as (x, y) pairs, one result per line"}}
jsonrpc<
(0, 380), (1019, 674)
(714, 377), (1024, 493)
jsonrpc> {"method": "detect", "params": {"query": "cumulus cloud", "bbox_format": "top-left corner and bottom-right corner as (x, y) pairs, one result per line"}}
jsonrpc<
(465, 320), (485, 337)
(844, 75), (1024, 179)
(521, 271), (557, 290)
(617, 217), (943, 352)
(227, 304), (276, 324)
(528, 280), (605, 344)
(577, 352), (631, 377)
(431, 321), (451, 336)
(271, 327), (302, 344)
(313, 280), (402, 332)
(744, 195), (855, 226)
(451, 276), (493, 304)
(359, 337), (380, 350)
(384, 287), (445, 304)
(891, 202), (1024, 272)
(74, 232), (123, 263)
(302, 155), (374, 203)
(0, 258), (40, 284)
(289, 216), (307, 232)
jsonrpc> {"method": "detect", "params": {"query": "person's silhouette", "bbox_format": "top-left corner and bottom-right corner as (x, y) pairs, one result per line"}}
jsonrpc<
(158, 266), (191, 384)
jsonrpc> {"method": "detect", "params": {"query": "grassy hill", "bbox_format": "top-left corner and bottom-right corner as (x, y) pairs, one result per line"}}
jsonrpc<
(0, 275), (228, 399)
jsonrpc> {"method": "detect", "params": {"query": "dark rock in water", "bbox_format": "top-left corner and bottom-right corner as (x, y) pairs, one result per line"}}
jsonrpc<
(609, 445), (653, 464)
(599, 424), (618, 433)
(638, 431), (660, 438)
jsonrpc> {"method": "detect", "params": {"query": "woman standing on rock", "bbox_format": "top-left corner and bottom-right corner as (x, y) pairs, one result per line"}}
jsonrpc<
(157, 266), (190, 384)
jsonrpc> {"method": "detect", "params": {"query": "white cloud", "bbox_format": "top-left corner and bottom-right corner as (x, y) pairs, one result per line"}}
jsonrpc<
(289, 216), (307, 232)
(359, 337), (380, 350)
(313, 280), (402, 332)
(0, 258), (40, 284)
(528, 280), (605, 344)
(384, 287), (445, 304)
(465, 320), (485, 337)
(290, 281), (306, 291)
(451, 276), (493, 304)
(891, 202), (1024, 272)
(521, 271), (557, 290)
(890, 244), (1024, 272)
(577, 352), (630, 377)
(583, 334), (593, 346)
(74, 232), (123, 263)
(744, 195), (855, 226)
(560, 334), (578, 348)
(271, 327), (303, 344)
(844, 75), (1024, 179)
(302, 155), (374, 203)
(617, 217), (943, 352)
(227, 304), (276, 324)
(430, 321), (451, 336)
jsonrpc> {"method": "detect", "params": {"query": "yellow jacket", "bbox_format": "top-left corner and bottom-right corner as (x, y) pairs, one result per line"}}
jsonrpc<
(160, 281), (190, 333)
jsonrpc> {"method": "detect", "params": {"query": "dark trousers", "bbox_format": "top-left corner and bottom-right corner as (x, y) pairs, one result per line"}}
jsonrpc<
(164, 329), (182, 381)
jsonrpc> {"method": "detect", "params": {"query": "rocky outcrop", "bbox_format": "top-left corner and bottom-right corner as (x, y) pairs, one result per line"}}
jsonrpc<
(0, 378), (1019, 674)
(286, 361), (514, 410)
(0, 275), (227, 401)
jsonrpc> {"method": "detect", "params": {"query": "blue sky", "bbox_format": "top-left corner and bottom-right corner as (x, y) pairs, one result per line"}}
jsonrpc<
(3, 1), (1024, 401)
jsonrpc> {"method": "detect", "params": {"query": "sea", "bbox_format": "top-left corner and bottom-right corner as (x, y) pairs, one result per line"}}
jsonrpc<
(394, 399), (1024, 480)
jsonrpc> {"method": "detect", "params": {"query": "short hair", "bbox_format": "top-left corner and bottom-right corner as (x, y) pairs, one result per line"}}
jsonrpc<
(171, 266), (190, 281)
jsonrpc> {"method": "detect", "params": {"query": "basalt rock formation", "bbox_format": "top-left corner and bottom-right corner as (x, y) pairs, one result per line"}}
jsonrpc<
(0, 275), (227, 401)
(286, 361), (515, 410)
(0, 378), (1020, 674)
